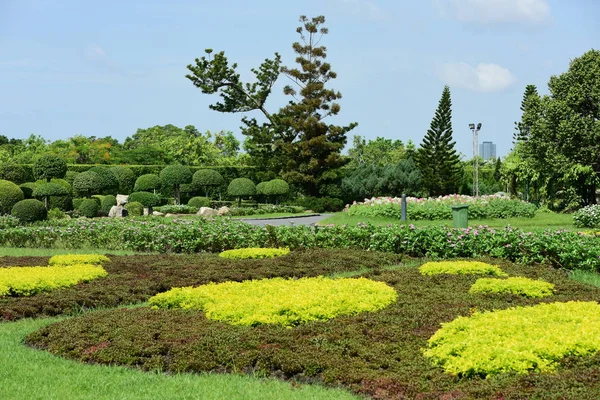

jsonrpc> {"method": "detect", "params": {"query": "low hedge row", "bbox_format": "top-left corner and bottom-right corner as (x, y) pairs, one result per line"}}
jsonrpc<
(469, 277), (554, 298)
(219, 248), (290, 259)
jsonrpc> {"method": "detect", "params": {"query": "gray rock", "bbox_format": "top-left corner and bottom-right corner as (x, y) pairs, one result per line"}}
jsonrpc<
(108, 205), (128, 218)
(217, 206), (230, 216)
(116, 194), (128, 206)
(197, 207), (218, 218)
(152, 211), (164, 216)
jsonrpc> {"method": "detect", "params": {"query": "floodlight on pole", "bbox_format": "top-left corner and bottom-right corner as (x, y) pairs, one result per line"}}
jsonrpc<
(470, 123), (482, 197)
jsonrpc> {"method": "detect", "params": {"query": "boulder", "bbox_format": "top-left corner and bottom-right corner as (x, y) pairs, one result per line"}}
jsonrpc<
(217, 206), (230, 216)
(197, 207), (218, 218)
(108, 205), (128, 218)
(152, 211), (164, 216)
(116, 194), (128, 206)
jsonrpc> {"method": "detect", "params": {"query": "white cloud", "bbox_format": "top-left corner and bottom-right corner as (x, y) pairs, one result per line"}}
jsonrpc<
(435, 62), (516, 92)
(334, 0), (388, 20)
(85, 44), (116, 68)
(435, 0), (551, 25)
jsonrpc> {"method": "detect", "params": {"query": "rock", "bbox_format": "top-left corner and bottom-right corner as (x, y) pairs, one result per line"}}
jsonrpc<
(108, 205), (128, 218)
(217, 206), (230, 216)
(165, 213), (176, 217)
(152, 211), (164, 216)
(116, 194), (128, 206)
(197, 207), (218, 218)
(343, 204), (350, 212)
(304, 210), (315, 214)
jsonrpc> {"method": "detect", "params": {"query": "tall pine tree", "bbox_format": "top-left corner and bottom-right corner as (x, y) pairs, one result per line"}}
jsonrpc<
(513, 84), (540, 143)
(415, 86), (462, 196)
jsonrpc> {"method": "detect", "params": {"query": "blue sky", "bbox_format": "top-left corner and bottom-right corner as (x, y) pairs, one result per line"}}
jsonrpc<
(0, 0), (598, 158)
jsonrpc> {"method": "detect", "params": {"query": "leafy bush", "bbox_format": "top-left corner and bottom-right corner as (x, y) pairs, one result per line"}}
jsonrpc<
(469, 277), (554, 298)
(219, 248), (290, 259)
(0, 215), (20, 229)
(78, 199), (99, 218)
(160, 165), (192, 205)
(573, 205), (600, 228)
(72, 171), (104, 198)
(226, 205), (305, 216)
(227, 178), (256, 206)
(33, 154), (67, 182)
(0, 180), (24, 215)
(100, 195), (117, 215)
(109, 166), (136, 194)
(47, 208), (69, 220)
(193, 169), (224, 197)
(188, 196), (211, 208)
(49, 254), (110, 266)
(149, 276), (397, 327)
(0, 163), (28, 184)
(293, 196), (344, 213)
(424, 301), (600, 377)
(0, 264), (107, 297)
(124, 201), (143, 216)
(133, 174), (161, 192)
(87, 166), (119, 195)
(19, 182), (37, 199)
(128, 192), (160, 208)
(419, 261), (507, 276)
(11, 199), (47, 223)
(72, 198), (84, 210)
(154, 205), (198, 214)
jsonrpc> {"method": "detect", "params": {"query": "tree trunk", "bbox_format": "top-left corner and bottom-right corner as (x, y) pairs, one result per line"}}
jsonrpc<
(238, 197), (242, 207)
(44, 196), (49, 211)
(175, 185), (180, 205)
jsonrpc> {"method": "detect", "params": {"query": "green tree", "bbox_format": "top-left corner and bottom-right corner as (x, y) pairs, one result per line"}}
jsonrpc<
(347, 136), (406, 168)
(192, 169), (224, 198)
(415, 86), (462, 196)
(33, 155), (67, 183)
(160, 165), (192, 205)
(186, 15), (356, 195)
(513, 85), (540, 143)
(227, 178), (256, 207)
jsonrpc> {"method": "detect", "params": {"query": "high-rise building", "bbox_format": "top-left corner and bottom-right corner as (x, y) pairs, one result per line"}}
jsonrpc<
(479, 141), (497, 160)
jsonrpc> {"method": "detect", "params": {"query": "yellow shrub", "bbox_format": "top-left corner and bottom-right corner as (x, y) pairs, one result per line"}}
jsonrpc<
(470, 277), (554, 298)
(149, 276), (397, 327)
(419, 261), (507, 276)
(424, 301), (600, 377)
(218, 247), (290, 259)
(0, 264), (108, 297)
(48, 254), (110, 266)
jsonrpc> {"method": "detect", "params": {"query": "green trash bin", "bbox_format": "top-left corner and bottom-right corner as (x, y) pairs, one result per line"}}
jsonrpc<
(451, 204), (469, 229)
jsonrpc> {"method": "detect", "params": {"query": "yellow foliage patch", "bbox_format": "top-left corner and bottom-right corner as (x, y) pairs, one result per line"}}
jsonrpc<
(48, 254), (110, 266)
(149, 276), (397, 327)
(219, 247), (290, 259)
(469, 277), (554, 298)
(424, 301), (600, 377)
(419, 261), (507, 276)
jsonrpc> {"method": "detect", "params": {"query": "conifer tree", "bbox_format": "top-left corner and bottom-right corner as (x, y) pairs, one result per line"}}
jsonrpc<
(415, 86), (462, 196)
(513, 84), (540, 143)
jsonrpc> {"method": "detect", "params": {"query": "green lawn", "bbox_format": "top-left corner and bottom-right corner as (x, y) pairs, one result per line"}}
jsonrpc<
(319, 212), (574, 232)
(233, 213), (319, 219)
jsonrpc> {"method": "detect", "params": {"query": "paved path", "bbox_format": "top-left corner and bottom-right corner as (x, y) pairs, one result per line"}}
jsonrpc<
(239, 214), (333, 227)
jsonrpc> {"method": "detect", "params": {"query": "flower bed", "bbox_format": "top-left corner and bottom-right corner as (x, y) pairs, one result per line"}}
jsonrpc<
(424, 301), (600, 377)
(149, 276), (397, 327)
(469, 277), (554, 298)
(219, 247), (290, 259)
(419, 261), (507, 276)
(48, 254), (110, 266)
(347, 195), (536, 220)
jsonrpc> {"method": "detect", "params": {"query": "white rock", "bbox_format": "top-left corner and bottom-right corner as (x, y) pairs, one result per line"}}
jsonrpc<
(217, 206), (230, 216)
(197, 207), (218, 217)
(116, 194), (128, 206)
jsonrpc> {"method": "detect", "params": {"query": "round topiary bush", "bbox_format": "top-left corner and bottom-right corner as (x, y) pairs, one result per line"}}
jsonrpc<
(11, 199), (47, 223)
(78, 199), (99, 218)
(46, 179), (73, 211)
(109, 166), (136, 194)
(0, 163), (28, 184)
(33, 154), (67, 182)
(188, 196), (211, 208)
(227, 178), (256, 207)
(192, 169), (224, 197)
(149, 276), (398, 327)
(124, 201), (143, 216)
(64, 171), (79, 186)
(32, 182), (70, 210)
(0, 179), (25, 215)
(72, 171), (104, 198)
(255, 181), (270, 202)
(87, 166), (119, 195)
(265, 179), (289, 205)
(19, 182), (38, 199)
(128, 192), (160, 208)
(134, 174), (162, 192)
(160, 165), (192, 205)
(101, 195), (117, 215)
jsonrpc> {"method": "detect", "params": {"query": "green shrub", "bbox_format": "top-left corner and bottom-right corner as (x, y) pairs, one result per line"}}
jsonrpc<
(0, 180), (24, 215)
(49, 254), (110, 266)
(149, 276), (397, 327)
(128, 192), (160, 208)
(226, 205), (305, 216)
(293, 196), (344, 213)
(154, 205), (198, 214)
(78, 199), (99, 218)
(11, 199), (47, 223)
(100, 195), (117, 215)
(419, 261), (507, 276)
(0, 163), (28, 184)
(87, 166), (119, 195)
(192, 169), (224, 197)
(219, 247), (290, 259)
(134, 174), (161, 192)
(0, 215), (20, 229)
(188, 196), (211, 208)
(64, 171), (79, 186)
(47, 208), (69, 220)
(72, 198), (85, 210)
(227, 178), (256, 207)
(72, 171), (104, 198)
(32, 182), (70, 210)
(19, 182), (38, 199)
(573, 205), (600, 228)
(124, 201), (143, 216)
(109, 166), (136, 194)
(33, 155), (67, 182)
(160, 165), (192, 205)
(424, 301), (600, 377)
(469, 277), (555, 298)
(265, 179), (289, 205)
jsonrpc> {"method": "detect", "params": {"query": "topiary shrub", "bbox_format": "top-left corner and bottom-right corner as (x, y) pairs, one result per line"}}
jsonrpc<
(0, 179), (24, 214)
(72, 171), (104, 198)
(78, 199), (99, 218)
(128, 192), (160, 208)
(47, 208), (69, 220)
(133, 174), (161, 192)
(11, 199), (47, 223)
(19, 182), (38, 199)
(0, 163), (28, 184)
(100, 195), (117, 216)
(49, 254), (110, 266)
(188, 196), (211, 208)
(265, 179), (289, 205)
(72, 198), (85, 210)
(33, 154), (67, 182)
(32, 182), (70, 210)
(219, 248), (290, 259)
(192, 169), (224, 197)
(124, 201), (143, 216)
(109, 166), (136, 194)
(255, 182), (270, 203)
(469, 277), (555, 298)
(87, 166), (119, 195)
(227, 178), (256, 207)
(160, 165), (192, 205)
(64, 171), (79, 186)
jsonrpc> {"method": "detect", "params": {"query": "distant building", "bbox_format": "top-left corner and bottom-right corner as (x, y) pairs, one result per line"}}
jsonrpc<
(479, 141), (497, 160)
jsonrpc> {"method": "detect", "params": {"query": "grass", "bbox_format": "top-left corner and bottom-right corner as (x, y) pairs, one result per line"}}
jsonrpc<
(0, 317), (358, 400)
(570, 270), (600, 288)
(0, 247), (144, 257)
(319, 212), (574, 231)
(232, 213), (318, 219)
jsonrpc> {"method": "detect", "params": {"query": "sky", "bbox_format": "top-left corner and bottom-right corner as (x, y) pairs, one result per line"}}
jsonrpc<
(0, 0), (598, 159)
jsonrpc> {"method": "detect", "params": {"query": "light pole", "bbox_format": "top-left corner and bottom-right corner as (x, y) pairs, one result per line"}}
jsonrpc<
(470, 123), (482, 197)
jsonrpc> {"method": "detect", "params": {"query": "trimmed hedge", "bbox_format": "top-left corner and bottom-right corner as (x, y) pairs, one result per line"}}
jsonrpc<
(72, 171), (103, 198)
(48, 254), (110, 266)
(100, 195), (117, 215)
(33, 155), (67, 182)
(134, 174), (161, 192)
(0, 180), (24, 214)
(109, 166), (135, 194)
(188, 196), (211, 208)
(128, 192), (160, 208)
(11, 199), (47, 223)
(78, 199), (99, 218)
(219, 248), (290, 259)
(0, 163), (28, 184)
(419, 261), (507, 277)
(124, 201), (143, 216)
(469, 277), (555, 298)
